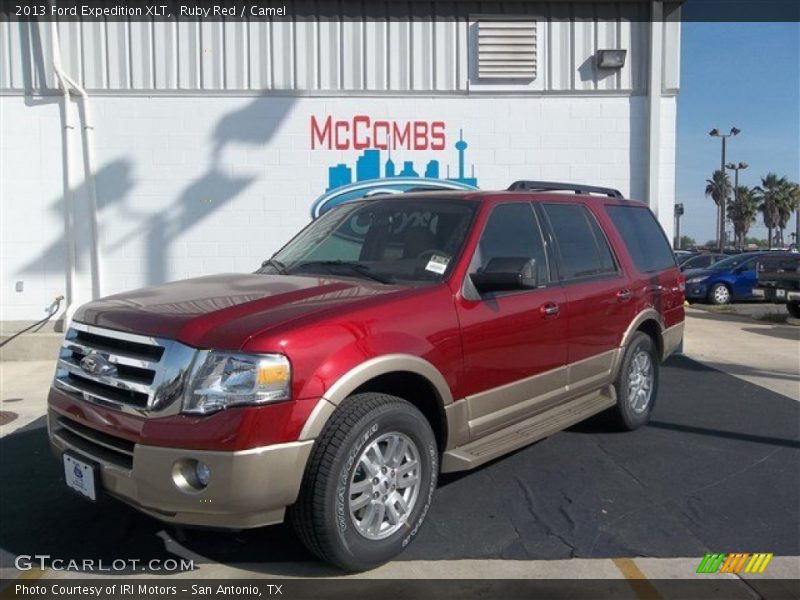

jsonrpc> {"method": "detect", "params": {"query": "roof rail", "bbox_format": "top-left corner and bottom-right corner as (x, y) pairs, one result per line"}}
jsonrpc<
(507, 180), (624, 199)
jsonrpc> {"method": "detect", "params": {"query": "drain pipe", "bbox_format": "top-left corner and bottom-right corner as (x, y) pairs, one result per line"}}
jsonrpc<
(44, 19), (77, 324)
(45, 16), (103, 303)
(57, 69), (102, 300)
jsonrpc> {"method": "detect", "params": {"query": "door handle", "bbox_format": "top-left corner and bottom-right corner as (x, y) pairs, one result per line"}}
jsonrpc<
(540, 302), (560, 318)
(616, 289), (633, 301)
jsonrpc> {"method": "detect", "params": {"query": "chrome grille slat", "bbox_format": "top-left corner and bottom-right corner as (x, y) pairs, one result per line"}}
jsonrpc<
(63, 340), (158, 370)
(58, 357), (152, 394)
(70, 321), (162, 346)
(54, 377), (130, 409)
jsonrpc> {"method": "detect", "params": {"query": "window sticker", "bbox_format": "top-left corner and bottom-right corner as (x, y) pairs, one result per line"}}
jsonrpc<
(425, 255), (450, 275)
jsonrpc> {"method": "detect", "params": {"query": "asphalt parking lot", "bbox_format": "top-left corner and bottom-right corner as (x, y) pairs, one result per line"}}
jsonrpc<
(0, 309), (798, 585)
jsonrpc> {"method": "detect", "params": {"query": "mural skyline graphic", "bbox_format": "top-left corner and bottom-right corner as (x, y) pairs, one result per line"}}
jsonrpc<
(327, 129), (479, 191)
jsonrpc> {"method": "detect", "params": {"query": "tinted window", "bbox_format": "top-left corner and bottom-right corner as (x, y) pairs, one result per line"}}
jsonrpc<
(709, 254), (759, 271)
(683, 255), (712, 269)
(542, 203), (618, 280)
(606, 205), (676, 273)
(472, 203), (549, 285)
(268, 199), (476, 282)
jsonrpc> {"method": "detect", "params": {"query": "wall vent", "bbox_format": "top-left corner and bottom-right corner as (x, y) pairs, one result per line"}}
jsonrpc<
(477, 20), (537, 80)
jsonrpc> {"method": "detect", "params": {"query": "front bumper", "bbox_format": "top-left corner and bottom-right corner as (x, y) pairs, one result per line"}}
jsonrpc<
(752, 287), (800, 303)
(685, 283), (709, 300)
(48, 408), (313, 529)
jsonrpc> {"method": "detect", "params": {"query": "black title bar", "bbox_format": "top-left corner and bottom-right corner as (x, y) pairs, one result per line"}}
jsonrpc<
(1, 0), (799, 22)
(3, 578), (800, 600)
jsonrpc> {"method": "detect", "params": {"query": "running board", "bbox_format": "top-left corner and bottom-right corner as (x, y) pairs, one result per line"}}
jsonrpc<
(441, 386), (616, 473)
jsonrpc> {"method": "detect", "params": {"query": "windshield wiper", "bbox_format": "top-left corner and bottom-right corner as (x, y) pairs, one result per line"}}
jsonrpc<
(289, 260), (394, 284)
(261, 258), (287, 274)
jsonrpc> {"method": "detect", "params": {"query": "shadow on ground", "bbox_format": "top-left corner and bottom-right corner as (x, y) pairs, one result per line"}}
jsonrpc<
(1, 356), (798, 575)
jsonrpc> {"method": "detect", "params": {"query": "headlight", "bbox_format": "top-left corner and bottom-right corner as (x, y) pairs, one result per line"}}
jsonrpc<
(183, 351), (291, 415)
(686, 276), (709, 284)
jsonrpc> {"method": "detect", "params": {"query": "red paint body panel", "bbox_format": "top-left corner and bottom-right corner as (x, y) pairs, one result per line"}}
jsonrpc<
(50, 388), (320, 450)
(455, 287), (569, 397)
(53, 191), (684, 451)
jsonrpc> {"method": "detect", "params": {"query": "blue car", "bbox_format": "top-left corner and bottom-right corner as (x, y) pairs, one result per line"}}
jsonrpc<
(684, 251), (793, 305)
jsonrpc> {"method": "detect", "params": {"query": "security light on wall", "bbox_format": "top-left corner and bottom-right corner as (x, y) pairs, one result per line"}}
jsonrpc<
(596, 49), (627, 69)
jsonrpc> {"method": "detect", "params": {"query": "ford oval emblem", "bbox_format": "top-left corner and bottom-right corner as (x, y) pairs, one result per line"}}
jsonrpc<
(80, 353), (117, 378)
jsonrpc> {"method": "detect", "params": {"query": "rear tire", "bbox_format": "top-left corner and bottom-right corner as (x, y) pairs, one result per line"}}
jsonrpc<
(788, 301), (800, 319)
(289, 393), (438, 572)
(709, 283), (732, 305)
(610, 332), (659, 431)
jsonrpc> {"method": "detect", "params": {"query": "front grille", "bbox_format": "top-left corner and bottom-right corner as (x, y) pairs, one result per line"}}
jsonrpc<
(54, 322), (196, 415)
(52, 414), (135, 469)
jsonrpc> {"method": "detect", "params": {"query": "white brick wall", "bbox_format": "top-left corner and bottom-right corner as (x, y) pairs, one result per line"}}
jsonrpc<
(0, 94), (673, 322)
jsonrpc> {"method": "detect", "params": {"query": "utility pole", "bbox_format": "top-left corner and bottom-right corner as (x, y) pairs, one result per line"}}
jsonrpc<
(709, 127), (740, 251)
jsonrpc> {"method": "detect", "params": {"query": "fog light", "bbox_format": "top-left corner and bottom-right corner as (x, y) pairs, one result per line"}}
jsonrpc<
(172, 458), (210, 492)
(195, 461), (211, 486)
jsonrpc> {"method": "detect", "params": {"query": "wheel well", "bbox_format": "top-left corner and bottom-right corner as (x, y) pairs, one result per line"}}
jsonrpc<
(352, 371), (448, 452)
(636, 319), (663, 359)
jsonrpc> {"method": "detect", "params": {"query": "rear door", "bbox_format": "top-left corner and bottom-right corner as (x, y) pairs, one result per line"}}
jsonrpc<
(538, 202), (634, 394)
(604, 204), (684, 331)
(456, 202), (568, 438)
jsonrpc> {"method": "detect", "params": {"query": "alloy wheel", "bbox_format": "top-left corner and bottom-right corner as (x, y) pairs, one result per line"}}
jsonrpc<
(348, 432), (422, 541)
(627, 348), (654, 414)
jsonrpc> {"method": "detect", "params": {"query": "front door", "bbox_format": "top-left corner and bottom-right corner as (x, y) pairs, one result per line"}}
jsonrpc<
(456, 202), (568, 438)
(731, 257), (758, 299)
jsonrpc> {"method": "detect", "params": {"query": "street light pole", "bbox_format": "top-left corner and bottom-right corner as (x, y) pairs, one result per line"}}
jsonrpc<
(710, 127), (740, 251)
(725, 161), (748, 248)
(674, 203), (684, 249)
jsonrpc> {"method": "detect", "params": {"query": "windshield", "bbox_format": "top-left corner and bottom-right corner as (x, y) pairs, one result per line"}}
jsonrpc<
(709, 254), (757, 271)
(261, 198), (477, 284)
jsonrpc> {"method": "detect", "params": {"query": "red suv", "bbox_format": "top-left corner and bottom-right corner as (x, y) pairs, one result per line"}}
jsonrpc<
(48, 182), (685, 571)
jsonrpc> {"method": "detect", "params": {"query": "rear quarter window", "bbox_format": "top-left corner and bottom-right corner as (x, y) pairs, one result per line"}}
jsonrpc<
(605, 205), (676, 273)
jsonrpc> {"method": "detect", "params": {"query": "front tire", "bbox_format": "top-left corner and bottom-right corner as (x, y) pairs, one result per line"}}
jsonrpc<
(709, 283), (732, 305)
(289, 393), (438, 572)
(787, 301), (800, 319)
(610, 332), (659, 431)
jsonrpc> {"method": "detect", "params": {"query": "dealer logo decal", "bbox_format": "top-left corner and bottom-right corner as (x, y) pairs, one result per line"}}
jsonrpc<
(309, 115), (480, 218)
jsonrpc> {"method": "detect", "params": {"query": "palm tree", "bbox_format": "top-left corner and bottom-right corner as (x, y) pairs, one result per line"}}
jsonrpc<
(754, 173), (788, 248)
(726, 185), (758, 249)
(775, 181), (800, 248)
(791, 183), (800, 250)
(705, 170), (732, 245)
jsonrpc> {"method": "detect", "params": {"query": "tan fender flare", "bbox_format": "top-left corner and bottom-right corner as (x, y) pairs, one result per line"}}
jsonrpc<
(621, 308), (664, 349)
(613, 309), (663, 377)
(616, 308), (684, 372)
(298, 354), (453, 441)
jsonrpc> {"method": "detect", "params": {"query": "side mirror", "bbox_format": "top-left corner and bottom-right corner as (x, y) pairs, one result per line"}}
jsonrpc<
(470, 257), (539, 294)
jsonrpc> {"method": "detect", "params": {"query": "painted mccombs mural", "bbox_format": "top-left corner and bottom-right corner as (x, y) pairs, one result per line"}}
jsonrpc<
(309, 115), (480, 218)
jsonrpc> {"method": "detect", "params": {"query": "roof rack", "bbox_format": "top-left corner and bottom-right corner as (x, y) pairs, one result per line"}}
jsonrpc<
(507, 180), (624, 199)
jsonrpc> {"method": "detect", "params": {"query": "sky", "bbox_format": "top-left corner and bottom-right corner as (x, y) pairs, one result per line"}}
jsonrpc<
(676, 21), (800, 244)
